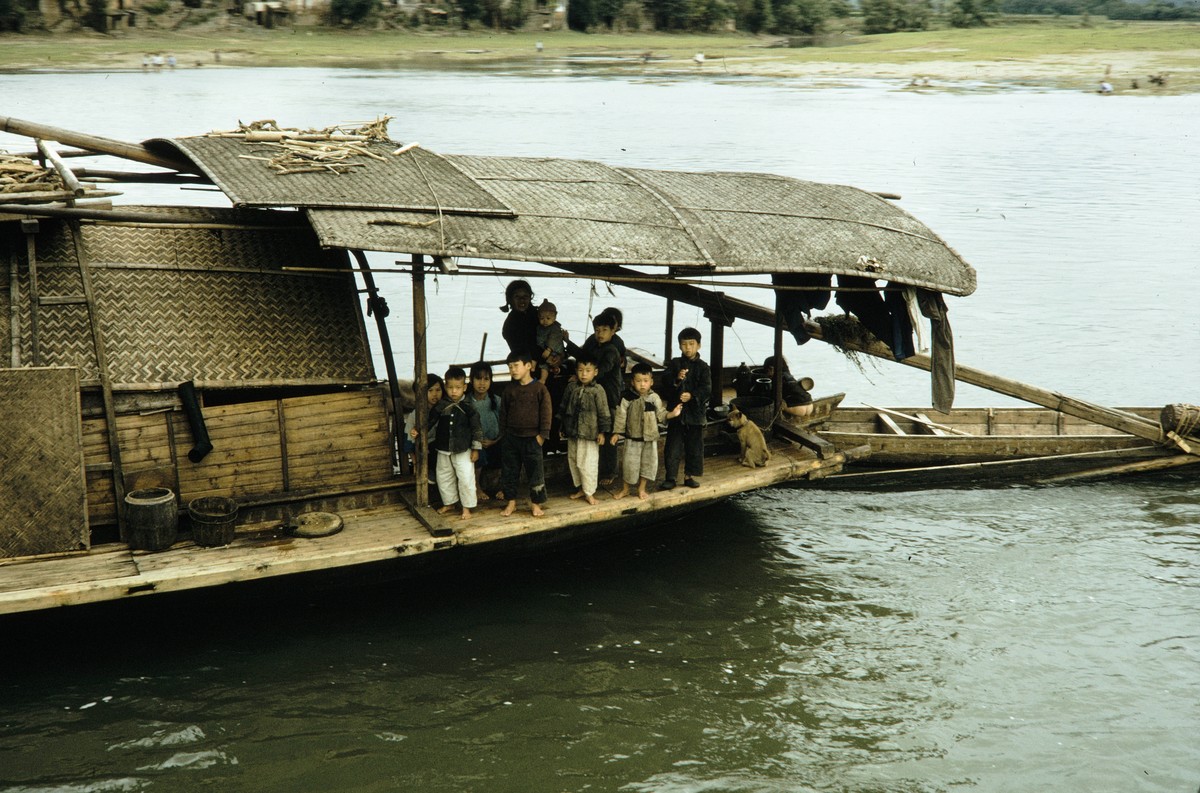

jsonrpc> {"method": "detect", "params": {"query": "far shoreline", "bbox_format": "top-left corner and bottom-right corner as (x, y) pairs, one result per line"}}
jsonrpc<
(1, 21), (1197, 94)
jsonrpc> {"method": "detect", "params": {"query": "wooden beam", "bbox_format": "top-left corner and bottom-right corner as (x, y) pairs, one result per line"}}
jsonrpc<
(36, 138), (85, 197)
(914, 413), (949, 436)
(877, 413), (907, 435)
(412, 256), (430, 509)
(0, 115), (194, 173)
(1038, 452), (1200, 484)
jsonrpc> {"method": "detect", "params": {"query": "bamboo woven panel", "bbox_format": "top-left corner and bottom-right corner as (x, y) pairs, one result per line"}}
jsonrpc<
(304, 155), (977, 295)
(161, 137), (515, 215)
(4, 217), (372, 388)
(0, 367), (89, 557)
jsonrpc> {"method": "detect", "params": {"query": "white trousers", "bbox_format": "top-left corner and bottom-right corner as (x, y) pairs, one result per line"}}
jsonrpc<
(566, 437), (600, 496)
(436, 450), (477, 509)
(622, 438), (659, 485)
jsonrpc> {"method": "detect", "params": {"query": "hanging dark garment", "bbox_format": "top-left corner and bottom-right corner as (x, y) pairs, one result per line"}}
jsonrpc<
(773, 273), (832, 345)
(835, 275), (893, 346)
(883, 286), (916, 361)
(917, 289), (956, 413)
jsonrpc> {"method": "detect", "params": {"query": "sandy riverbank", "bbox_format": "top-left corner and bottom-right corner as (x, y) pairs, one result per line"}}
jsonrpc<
(2, 21), (1198, 93)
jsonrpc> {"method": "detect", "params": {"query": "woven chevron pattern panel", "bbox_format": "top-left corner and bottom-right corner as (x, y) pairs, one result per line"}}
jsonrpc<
(162, 137), (514, 215)
(95, 268), (371, 386)
(0, 367), (89, 557)
(1, 217), (371, 388)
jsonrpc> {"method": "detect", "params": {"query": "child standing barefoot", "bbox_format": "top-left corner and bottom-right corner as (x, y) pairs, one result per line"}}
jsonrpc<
(428, 367), (483, 520)
(612, 363), (679, 500)
(559, 354), (611, 505)
(499, 350), (552, 518)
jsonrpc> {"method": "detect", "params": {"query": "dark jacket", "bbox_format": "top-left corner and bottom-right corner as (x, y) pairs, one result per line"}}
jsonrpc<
(592, 341), (623, 408)
(559, 380), (612, 440)
(664, 354), (711, 426)
(428, 397), (483, 454)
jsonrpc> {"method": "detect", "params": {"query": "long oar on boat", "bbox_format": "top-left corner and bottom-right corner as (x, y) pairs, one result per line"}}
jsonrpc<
(0, 115), (195, 173)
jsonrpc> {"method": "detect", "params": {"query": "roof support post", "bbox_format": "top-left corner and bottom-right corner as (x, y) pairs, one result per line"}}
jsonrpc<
(773, 303), (785, 422)
(703, 297), (735, 408)
(351, 249), (405, 473)
(412, 255), (430, 508)
(664, 298), (675, 365)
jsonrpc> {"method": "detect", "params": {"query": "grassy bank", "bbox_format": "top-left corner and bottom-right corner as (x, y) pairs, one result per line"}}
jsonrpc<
(2, 18), (1198, 91)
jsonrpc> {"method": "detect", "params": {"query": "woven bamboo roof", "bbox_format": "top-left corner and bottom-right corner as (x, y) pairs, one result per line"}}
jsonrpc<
(152, 137), (977, 296)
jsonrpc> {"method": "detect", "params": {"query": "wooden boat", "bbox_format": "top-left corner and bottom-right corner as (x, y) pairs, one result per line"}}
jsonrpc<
(0, 115), (1195, 616)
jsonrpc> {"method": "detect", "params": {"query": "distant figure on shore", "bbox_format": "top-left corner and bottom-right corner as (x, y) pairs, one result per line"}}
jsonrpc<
(1130, 79), (1139, 90)
(693, 53), (705, 67)
(1098, 80), (1113, 94)
(1148, 72), (1168, 87)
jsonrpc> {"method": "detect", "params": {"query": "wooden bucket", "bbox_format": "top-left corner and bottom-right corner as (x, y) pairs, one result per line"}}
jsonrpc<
(188, 496), (239, 547)
(731, 396), (775, 430)
(125, 487), (178, 552)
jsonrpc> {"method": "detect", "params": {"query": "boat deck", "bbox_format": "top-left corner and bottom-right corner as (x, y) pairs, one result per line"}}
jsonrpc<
(0, 439), (832, 616)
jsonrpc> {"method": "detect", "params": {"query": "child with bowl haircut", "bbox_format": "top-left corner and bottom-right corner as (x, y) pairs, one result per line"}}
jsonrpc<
(468, 361), (502, 502)
(559, 353), (611, 505)
(661, 327), (712, 490)
(612, 363), (680, 500)
(428, 367), (483, 520)
(499, 349), (553, 517)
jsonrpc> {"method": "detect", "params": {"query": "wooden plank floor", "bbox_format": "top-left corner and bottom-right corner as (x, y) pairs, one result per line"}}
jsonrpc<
(0, 440), (825, 616)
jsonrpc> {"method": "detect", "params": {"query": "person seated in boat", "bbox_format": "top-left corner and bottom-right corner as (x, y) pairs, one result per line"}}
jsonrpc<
(559, 353), (611, 505)
(404, 373), (443, 482)
(535, 299), (566, 384)
(499, 350), (553, 518)
(762, 355), (814, 418)
(468, 361), (502, 502)
(612, 363), (680, 501)
(500, 279), (538, 357)
(428, 367), (483, 521)
(662, 327), (711, 490)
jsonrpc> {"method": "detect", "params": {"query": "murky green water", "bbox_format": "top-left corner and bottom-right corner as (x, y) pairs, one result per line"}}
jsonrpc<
(0, 68), (1197, 792)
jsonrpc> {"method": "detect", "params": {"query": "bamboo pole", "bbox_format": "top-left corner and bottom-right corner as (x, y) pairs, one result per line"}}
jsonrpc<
(1038, 452), (1200, 484)
(549, 261), (1187, 450)
(412, 255), (430, 508)
(0, 115), (194, 173)
(351, 249), (405, 473)
(8, 253), (19, 367)
(0, 204), (300, 226)
(35, 139), (85, 197)
(861, 403), (973, 436)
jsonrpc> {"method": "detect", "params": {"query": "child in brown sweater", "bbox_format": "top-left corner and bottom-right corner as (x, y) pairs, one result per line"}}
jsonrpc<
(499, 349), (553, 517)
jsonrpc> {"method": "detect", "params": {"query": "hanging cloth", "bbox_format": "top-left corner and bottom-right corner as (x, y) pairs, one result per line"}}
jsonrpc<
(773, 273), (831, 345)
(916, 289), (956, 413)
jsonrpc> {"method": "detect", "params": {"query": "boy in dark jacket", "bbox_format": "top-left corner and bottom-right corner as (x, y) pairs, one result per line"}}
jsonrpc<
(500, 350), (553, 518)
(590, 313), (624, 484)
(661, 327), (712, 490)
(428, 366), (483, 520)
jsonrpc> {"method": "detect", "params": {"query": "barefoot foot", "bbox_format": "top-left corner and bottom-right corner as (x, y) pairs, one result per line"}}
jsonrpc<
(531, 503), (545, 517)
(460, 509), (472, 520)
(585, 494), (598, 505)
(637, 490), (650, 500)
(437, 505), (457, 516)
(569, 489), (585, 500)
(501, 500), (517, 517)
(613, 488), (629, 500)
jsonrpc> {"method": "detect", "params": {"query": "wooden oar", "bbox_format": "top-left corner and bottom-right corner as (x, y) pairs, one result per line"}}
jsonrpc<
(1039, 452), (1200, 484)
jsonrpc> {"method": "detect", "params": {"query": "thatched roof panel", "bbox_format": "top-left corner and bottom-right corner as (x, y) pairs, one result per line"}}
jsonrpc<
(159, 138), (977, 295)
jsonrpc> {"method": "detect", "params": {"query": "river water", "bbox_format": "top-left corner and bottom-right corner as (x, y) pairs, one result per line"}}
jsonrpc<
(0, 66), (1197, 792)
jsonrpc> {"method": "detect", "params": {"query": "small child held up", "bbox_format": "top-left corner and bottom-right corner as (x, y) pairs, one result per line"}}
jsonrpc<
(428, 367), (483, 520)
(499, 350), (553, 518)
(662, 327), (712, 490)
(612, 363), (680, 500)
(559, 353), (611, 505)
(535, 299), (566, 384)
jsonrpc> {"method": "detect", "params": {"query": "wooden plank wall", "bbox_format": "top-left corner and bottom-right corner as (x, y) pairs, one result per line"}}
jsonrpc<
(825, 407), (1159, 437)
(83, 387), (395, 525)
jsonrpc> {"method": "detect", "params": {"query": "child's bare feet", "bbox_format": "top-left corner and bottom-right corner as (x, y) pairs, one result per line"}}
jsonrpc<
(531, 503), (545, 517)
(637, 489), (650, 500)
(501, 500), (517, 517)
(460, 509), (472, 521)
(476, 489), (490, 502)
(599, 476), (615, 487)
(613, 486), (629, 500)
(585, 493), (598, 505)
(437, 505), (457, 515)
(569, 489), (585, 500)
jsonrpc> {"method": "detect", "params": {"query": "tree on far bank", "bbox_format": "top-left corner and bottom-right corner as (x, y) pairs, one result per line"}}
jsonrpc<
(774, 0), (829, 33)
(860, 0), (931, 32)
(330, 0), (379, 23)
(0, 0), (26, 31)
(947, 0), (997, 26)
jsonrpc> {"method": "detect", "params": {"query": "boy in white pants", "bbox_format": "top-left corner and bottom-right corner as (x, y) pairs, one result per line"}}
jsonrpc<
(428, 366), (483, 520)
(558, 355), (611, 505)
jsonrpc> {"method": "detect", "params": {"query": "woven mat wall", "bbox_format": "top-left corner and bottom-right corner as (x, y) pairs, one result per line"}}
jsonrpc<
(0, 367), (88, 557)
(2, 216), (372, 388)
